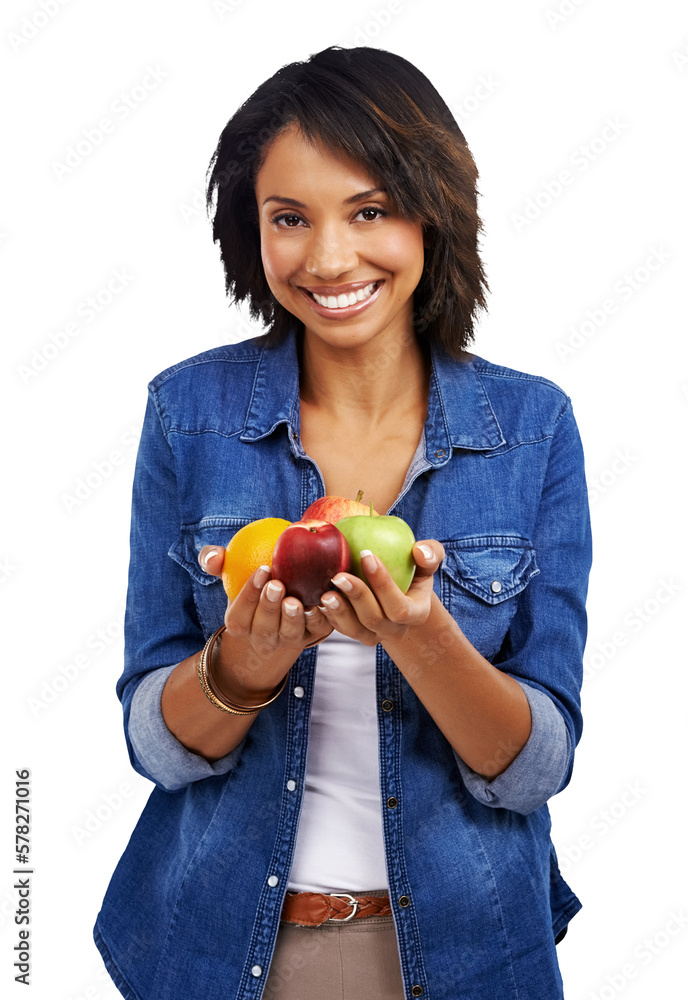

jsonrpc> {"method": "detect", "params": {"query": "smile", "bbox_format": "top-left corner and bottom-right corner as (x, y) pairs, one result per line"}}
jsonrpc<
(298, 280), (384, 318)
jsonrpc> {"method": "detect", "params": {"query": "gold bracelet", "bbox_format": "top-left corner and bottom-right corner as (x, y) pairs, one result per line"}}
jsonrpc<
(197, 625), (289, 716)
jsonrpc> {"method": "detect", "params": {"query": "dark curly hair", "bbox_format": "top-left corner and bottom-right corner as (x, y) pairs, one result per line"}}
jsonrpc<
(206, 46), (489, 357)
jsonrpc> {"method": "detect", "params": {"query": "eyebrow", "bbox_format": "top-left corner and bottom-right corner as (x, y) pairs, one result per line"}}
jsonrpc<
(262, 188), (386, 208)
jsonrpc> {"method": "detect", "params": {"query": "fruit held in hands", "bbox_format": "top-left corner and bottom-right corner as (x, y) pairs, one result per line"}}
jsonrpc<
(221, 517), (291, 602)
(335, 505), (416, 594)
(302, 490), (379, 524)
(271, 521), (351, 607)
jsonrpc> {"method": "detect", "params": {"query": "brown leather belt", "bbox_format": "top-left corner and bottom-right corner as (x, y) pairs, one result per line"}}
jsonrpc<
(280, 891), (392, 927)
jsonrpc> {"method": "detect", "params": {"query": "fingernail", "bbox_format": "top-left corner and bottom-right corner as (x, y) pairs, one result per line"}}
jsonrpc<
(266, 581), (282, 602)
(202, 549), (218, 569)
(304, 608), (318, 618)
(331, 575), (352, 592)
(321, 594), (340, 610)
(283, 599), (300, 617)
(360, 549), (377, 574)
(419, 544), (433, 560)
(254, 565), (271, 588)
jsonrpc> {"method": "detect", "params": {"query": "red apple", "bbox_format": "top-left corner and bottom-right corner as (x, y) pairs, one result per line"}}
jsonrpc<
(302, 490), (379, 523)
(271, 521), (351, 607)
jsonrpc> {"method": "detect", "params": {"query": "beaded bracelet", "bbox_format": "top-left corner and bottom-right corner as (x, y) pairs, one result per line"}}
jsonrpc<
(197, 625), (289, 716)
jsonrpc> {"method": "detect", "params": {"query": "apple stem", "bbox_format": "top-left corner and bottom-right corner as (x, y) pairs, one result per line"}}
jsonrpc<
(369, 501), (374, 517)
(356, 490), (364, 503)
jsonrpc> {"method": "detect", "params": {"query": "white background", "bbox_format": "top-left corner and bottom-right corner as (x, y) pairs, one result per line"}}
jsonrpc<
(2, 1), (687, 998)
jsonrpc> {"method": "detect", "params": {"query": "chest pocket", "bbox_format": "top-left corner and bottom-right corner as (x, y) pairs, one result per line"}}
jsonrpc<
(168, 517), (252, 638)
(439, 535), (539, 660)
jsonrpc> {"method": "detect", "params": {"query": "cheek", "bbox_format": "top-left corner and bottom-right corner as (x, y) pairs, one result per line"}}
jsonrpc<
(373, 225), (425, 281)
(260, 231), (299, 285)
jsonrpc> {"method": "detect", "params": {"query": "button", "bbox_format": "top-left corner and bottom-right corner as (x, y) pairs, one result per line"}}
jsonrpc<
(411, 986), (423, 997)
(291, 430), (298, 440)
(267, 875), (279, 887)
(293, 686), (305, 698)
(490, 580), (502, 594)
(387, 796), (398, 809)
(286, 779), (297, 791)
(435, 449), (446, 458)
(398, 895), (410, 907)
(382, 699), (394, 712)
(251, 965), (262, 977)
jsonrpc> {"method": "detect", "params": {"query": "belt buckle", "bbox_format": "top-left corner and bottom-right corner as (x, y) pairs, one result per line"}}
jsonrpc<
(328, 892), (358, 922)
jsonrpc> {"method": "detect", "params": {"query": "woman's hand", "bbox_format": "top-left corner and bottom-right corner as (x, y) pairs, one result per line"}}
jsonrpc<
(318, 540), (445, 647)
(197, 546), (332, 703)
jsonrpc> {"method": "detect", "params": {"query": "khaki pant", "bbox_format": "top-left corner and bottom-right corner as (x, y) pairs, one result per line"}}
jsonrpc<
(262, 911), (405, 999)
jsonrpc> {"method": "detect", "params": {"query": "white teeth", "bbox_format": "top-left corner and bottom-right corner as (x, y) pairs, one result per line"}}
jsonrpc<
(312, 281), (378, 309)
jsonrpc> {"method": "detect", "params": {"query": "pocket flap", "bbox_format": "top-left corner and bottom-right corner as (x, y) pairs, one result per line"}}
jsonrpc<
(442, 535), (538, 604)
(168, 517), (252, 586)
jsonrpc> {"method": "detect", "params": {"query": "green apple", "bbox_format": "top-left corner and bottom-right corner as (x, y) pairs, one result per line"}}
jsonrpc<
(335, 504), (417, 594)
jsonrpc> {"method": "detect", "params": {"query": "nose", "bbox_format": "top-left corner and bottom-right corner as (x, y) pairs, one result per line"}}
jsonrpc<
(304, 225), (359, 279)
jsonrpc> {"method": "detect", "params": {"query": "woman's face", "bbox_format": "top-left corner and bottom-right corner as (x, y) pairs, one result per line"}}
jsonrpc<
(254, 125), (425, 352)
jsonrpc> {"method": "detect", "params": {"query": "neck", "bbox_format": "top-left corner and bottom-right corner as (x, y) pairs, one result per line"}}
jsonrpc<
(298, 326), (430, 427)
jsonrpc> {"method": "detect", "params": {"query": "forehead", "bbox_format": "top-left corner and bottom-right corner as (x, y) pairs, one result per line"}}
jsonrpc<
(254, 125), (379, 200)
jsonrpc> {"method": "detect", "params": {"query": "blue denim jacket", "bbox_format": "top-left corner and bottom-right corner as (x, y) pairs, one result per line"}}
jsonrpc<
(94, 328), (592, 1000)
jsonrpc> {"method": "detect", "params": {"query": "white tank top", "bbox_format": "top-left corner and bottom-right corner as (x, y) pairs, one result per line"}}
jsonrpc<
(287, 629), (388, 892)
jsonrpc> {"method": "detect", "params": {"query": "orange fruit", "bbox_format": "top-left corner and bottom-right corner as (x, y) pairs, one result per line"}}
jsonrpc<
(221, 517), (291, 601)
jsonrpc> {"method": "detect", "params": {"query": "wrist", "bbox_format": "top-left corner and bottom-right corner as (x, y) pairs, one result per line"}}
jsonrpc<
(211, 632), (286, 706)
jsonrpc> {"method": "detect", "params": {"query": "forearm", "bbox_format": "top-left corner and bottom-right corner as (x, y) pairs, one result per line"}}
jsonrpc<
(160, 652), (258, 763)
(382, 593), (532, 779)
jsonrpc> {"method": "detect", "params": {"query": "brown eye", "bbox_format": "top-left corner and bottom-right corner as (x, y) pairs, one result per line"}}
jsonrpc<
(273, 213), (303, 227)
(359, 207), (385, 222)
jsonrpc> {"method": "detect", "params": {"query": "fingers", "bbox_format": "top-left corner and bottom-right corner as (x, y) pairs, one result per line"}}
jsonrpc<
(225, 565), (331, 653)
(412, 539), (445, 577)
(224, 564), (272, 634)
(326, 541), (444, 639)
(198, 545), (225, 578)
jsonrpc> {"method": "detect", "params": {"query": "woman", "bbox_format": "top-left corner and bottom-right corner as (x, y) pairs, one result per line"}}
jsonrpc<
(94, 46), (592, 1000)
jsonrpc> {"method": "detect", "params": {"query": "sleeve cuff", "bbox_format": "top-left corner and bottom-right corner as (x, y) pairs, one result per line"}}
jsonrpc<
(128, 664), (244, 792)
(452, 681), (571, 814)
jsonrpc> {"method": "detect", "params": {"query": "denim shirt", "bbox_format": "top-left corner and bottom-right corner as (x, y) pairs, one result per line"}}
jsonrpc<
(94, 328), (592, 1000)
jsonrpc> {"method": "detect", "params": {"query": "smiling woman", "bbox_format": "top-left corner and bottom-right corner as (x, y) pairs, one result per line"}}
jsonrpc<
(94, 45), (592, 1000)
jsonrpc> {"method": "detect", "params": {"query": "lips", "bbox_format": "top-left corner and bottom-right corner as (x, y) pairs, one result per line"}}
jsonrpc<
(297, 279), (385, 318)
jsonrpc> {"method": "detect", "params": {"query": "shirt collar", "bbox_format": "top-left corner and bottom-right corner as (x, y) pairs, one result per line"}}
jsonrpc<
(240, 326), (505, 462)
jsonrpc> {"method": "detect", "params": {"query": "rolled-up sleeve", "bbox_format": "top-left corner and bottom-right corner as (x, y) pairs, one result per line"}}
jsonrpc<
(452, 681), (571, 814)
(117, 389), (239, 791)
(128, 664), (243, 793)
(455, 398), (592, 815)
